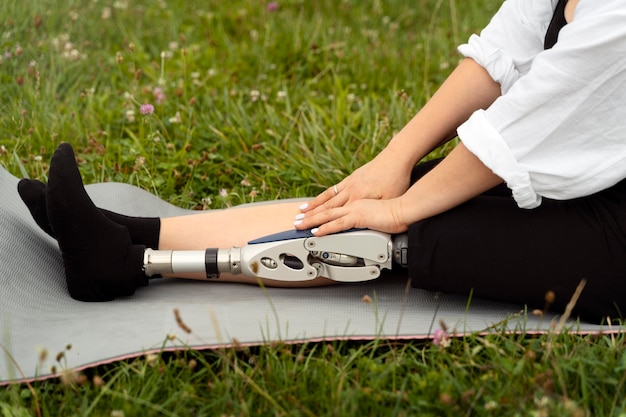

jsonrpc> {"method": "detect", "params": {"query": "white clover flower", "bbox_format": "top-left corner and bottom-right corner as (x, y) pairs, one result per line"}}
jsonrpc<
(168, 112), (182, 123)
(484, 400), (498, 411)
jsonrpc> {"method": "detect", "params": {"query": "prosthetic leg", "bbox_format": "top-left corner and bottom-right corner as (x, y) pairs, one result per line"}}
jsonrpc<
(143, 229), (409, 282)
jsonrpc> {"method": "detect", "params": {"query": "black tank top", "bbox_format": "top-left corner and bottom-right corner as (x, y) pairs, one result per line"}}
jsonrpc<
(544, 0), (569, 49)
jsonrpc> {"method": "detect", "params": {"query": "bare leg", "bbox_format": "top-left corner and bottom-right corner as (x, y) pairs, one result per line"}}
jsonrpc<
(158, 202), (336, 287)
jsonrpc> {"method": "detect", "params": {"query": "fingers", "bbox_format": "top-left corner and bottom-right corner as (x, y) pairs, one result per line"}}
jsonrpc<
(310, 221), (347, 237)
(294, 198), (409, 236)
(301, 182), (347, 213)
(295, 189), (351, 229)
(295, 206), (356, 237)
(295, 181), (371, 235)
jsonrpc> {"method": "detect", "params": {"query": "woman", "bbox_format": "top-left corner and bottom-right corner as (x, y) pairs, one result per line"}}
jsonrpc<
(18, 0), (626, 322)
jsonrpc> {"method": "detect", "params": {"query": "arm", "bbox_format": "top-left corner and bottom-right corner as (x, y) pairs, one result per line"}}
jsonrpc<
(300, 2), (626, 235)
(302, 57), (502, 212)
(395, 143), (502, 226)
(296, 58), (503, 235)
(381, 57), (502, 169)
(297, 143), (502, 236)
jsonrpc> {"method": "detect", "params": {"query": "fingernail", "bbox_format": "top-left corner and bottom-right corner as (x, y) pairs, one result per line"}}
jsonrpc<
(311, 227), (319, 235)
(294, 213), (305, 220)
(293, 220), (303, 226)
(299, 203), (309, 211)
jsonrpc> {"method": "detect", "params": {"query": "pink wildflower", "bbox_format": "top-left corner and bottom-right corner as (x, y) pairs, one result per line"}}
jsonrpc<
(219, 188), (228, 197)
(267, 2), (278, 12)
(153, 87), (166, 104)
(433, 328), (450, 347)
(140, 103), (154, 115)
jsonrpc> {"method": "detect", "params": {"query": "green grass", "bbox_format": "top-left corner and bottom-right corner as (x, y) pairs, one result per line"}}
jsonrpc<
(1, 0), (625, 415)
(3, 330), (626, 416)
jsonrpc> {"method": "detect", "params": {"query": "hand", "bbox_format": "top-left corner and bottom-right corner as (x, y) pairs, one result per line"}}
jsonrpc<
(301, 147), (413, 214)
(294, 197), (409, 236)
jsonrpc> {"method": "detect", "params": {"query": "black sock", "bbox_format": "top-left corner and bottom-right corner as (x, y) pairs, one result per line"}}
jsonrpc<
(101, 209), (161, 249)
(17, 179), (54, 237)
(46, 143), (149, 301)
(18, 179), (161, 249)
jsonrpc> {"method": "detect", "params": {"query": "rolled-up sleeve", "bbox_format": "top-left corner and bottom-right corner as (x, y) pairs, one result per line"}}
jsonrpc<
(458, 1), (626, 208)
(458, 0), (554, 93)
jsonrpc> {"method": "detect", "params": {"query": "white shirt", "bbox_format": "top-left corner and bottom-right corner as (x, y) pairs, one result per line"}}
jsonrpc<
(456, 0), (626, 208)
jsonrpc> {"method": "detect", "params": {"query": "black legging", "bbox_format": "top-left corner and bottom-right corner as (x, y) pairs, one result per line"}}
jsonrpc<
(407, 159), (626, 323)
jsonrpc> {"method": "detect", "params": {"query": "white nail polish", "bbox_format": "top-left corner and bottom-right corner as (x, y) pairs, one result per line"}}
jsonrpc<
(299, 203), (309, 210)
(311, 227), (319, 235)
(294, 213), (305, 220)
(293, 220), (303, 226)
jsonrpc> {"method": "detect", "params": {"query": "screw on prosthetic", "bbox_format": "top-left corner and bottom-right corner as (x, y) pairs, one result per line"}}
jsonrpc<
(143, 229), (409, 282)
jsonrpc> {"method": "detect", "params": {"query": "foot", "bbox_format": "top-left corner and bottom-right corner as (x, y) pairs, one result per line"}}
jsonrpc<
(18, 179), (161, 248)
(18, 179), (55, 237)
(46, 143), (148, 301)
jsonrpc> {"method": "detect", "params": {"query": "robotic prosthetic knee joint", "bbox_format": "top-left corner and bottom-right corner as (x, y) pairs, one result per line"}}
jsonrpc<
(143, 229), (408, 282)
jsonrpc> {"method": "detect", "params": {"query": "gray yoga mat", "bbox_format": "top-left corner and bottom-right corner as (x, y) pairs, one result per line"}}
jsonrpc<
(0, 165), (617, 384)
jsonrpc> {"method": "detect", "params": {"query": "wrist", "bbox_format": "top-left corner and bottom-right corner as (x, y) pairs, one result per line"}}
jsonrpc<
(379, 144), (418, 172)
(392, 195), (415, 232)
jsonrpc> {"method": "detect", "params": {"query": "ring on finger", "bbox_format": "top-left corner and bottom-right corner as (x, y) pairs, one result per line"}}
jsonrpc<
(333, 185), (339, 195)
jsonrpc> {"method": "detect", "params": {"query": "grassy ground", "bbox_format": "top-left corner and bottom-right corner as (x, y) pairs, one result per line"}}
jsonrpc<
(1, 0), (625, 415)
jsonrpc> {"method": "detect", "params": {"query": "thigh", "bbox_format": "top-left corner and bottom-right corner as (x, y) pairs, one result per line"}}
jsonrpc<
(407, 191), (626, 323)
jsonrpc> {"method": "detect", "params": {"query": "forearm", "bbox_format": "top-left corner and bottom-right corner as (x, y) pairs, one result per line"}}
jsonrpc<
(296, 59), (505, 236)
(384, 58), (501, 169)
(396, 142), (503, 225)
